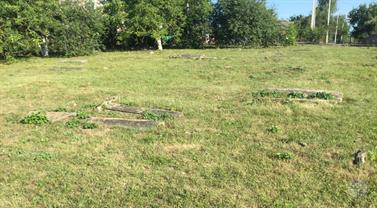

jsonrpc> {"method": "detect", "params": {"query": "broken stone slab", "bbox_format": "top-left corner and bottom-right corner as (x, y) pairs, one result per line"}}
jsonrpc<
(104, 104), (183, 118)
(90, 117), (163, 129)
(59, 60), (88, 64)
(47, 112), (77, 123)
(353, 150), (366, 166)
(169, 54), (217, 60)
(267, 88), (343, 103)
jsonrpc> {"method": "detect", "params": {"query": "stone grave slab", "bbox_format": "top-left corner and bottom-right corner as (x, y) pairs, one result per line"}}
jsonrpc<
(103, 104), (183, 118)
(169, 54), (217, 60)
(90, 117), (163, 129)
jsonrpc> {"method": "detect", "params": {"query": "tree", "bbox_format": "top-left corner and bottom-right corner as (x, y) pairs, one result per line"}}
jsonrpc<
(102, 0), (127, 50)
(125, 0), (185, 50)
(349, 3), (377, 40)
(212, 0), (279, 47)
(181, 0), (213, 48)
(0, 0), (104, 60)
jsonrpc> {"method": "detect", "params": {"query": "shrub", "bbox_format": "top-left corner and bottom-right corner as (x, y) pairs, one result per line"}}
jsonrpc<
(20, 112), (49, 125)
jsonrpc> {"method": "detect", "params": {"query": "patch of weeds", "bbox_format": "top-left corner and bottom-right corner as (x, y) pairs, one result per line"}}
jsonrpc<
(288, 92), (305, 99)
(82, 104), (98, 110)
(33, 152), (54, 161)
(20, 112), (49, 125)
(76, 111), (90, 119)
(65, 119), (81, 129)
(369, 147), (377, 163)
(308, 92), (334, 100)
(273, 152), (294, 160)
(142, 111), (173, 121)
(53, 107), (68, 112)
(82, 123), (98, 129)
(253, 90), (284, 98)
(267, 125), (279, 134)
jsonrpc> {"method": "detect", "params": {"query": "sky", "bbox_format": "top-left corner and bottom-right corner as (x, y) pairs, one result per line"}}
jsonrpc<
(266, 0), (376, 19)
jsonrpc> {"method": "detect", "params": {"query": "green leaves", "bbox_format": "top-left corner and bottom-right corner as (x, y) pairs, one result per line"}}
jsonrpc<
(21, 112), (49, 125)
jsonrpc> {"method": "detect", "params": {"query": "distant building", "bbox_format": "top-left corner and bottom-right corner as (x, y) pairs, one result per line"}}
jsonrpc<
(362, 34), (377, 44)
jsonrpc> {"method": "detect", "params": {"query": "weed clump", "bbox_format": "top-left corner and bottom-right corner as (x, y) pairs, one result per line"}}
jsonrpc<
(65, 119), (81, 128)
(267, 125), (279, 134)
(76, 111), (90, 119)
(142, 111), (173, 121)
(21, 112), (49, 125)
(83, 123), (98, 129)
(307, 92), (334, 100)
(273, 152), (294, 160)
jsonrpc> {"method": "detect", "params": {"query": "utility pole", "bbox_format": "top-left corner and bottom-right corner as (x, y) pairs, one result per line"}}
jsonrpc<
(334, 15), (339, 44)
(326, 0), (332, 44)
(311, 0), (317, 29)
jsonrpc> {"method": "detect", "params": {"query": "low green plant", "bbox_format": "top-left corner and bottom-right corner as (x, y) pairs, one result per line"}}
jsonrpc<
(82, 123), (98, 129)
(288, 92), (305, 99)
(142, 111), (173, 121)
(369, 147), (377, 162)
(268, 125), (279, 134)
(308, 92), (334, 100)
(76, 111), (91, 119)
(65, 119), (81, 129)
(273, 152), (294, 160)
(20, 112), (49, 125)
(254, 90), (283, 98)
(53, 107), (68, 112)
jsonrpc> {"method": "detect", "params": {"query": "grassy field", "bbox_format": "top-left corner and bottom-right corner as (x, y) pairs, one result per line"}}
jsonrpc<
(0, 45), (377, 207)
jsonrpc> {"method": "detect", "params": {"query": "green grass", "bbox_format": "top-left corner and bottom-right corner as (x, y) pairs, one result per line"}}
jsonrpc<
(0, 46), (377, 207)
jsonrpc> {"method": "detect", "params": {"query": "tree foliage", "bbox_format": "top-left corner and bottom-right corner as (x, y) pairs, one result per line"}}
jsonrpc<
(212, 0), (280, 47)
(181, 0), (213, 48)
(349, 3), (377, 40)
(125, 0), (185, 49)
(0, 0), (104, 60)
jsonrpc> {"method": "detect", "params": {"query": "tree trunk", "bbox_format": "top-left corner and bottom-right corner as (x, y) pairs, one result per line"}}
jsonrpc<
(41, 36), (49, 57)
(157, 38), (163, 51)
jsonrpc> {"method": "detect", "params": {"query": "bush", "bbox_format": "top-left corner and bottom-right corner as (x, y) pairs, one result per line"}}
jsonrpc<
(21, 112), (49, 125)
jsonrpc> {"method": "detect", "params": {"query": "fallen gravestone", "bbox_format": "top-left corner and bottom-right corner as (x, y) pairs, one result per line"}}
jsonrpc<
(90, 117), (163, 129)
(97, 97), (183, 118)
(169, 54), (217, 60)
(46, 112), (77, 123)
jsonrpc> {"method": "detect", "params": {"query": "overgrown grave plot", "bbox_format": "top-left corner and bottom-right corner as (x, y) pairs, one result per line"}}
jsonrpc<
(19, 97), (183, 130)
(253, 88), (343, 103)
(92, 96), (183, 128)
(169, 54), (218, 60)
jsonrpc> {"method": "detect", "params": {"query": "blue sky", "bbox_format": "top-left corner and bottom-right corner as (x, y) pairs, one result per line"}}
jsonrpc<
(266, 0), (376, 19)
